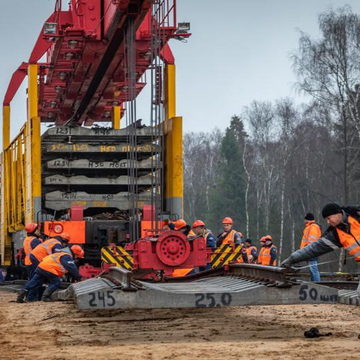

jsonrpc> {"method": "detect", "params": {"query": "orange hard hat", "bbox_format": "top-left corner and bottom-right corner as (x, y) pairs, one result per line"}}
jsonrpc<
(71, 245), (85, 258)
(25, 223), (38, 233)
(260, 235), (272, 242)
(60, 232), (71, 242)
(222, 217), (233, 225)
(174, 219), (187, 230)
(192, 220), (205, 228)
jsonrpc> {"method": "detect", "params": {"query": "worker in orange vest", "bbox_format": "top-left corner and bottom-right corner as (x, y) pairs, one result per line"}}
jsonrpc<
(171, 219), (201, 277)
(217, 217), (243, 247)
(282, 204), (360, 295)
(300, 213), (322, 281)
(191, 220), (217, 249)
(257, 235), (277, 266)
(22, 223), (43, 279)
(29, 233), (70, 268)
(191, 219), (217, 272)
(24, 233), (69, 301)
(172, 219), (195, 237)
(242, 239), (258, 263)
(17, 245), (84, 303)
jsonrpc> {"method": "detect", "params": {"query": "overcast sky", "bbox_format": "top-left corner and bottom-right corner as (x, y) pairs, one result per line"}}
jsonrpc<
(2, 0), (360, 142)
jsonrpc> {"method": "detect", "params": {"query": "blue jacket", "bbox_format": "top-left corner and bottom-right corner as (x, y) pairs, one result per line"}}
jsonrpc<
(29, 237), (42, 250)
(204, 232), (217, 249)
(59, 254), (81, 280)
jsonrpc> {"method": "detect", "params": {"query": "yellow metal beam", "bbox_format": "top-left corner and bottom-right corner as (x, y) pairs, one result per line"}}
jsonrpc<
(27, 64), (38, 120)
(25, 64), (41, 223)
(1, 105), (11, 264)
(15, 138), (24, 230)
(112, 105), (121, 129)
(2, 105), (10, 149)
(1, 152), (11, 265)
(163, 64), (183, 217)
(165, 64), (176, 119)
(0, 67), (41, 264)
(164, 117), (184, 217)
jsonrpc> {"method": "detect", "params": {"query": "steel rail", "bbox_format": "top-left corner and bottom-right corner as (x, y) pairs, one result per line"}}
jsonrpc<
(162, 264), (294, 287)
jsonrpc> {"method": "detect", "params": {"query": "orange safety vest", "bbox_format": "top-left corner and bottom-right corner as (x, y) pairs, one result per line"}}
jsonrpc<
(258, 245), (277, 266)
(220, 229), (240, 245)
(23, 236), (38, 266)
(246, 245), (257, 262)
(336, 216), (360, 262)
(30, 238), (62, 262)
(38, 252), (69, 277)
(300, 221), (321, 249)
(238, 245), (257, 263)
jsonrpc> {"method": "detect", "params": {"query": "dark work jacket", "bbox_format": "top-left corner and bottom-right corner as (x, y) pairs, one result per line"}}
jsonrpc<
(286, 207), (360, 265)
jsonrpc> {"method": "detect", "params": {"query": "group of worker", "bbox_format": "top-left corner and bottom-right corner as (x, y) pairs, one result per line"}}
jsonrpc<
(282, 203), (360, 295)
(16, 223), (84, 303)
(157, 204), (360, 285)
(169, 216), (278, 266)
(16, 201), (360, 303)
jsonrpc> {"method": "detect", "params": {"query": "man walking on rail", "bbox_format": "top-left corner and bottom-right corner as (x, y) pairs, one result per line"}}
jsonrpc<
(17, 245), (84, 303)
(282, 203), (360, 294)
(217, 217), (243, 247)
(299, 213), (321, 281)
(257, 235), (277, 266)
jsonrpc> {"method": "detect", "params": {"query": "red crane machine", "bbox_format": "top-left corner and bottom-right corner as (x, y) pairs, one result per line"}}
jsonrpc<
(1, 0), (209, 279)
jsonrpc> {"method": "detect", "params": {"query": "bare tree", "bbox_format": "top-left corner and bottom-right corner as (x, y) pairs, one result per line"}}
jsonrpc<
(244, 101), (277, 233)
(293, 6), (360, 204)
(274, 98), (299, 262)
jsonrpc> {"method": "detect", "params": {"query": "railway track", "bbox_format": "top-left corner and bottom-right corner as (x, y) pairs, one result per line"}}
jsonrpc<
(2, 264), (359, 309)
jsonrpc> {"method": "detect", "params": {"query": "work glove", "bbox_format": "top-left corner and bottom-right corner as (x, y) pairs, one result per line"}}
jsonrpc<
(280, 256), (294, 269)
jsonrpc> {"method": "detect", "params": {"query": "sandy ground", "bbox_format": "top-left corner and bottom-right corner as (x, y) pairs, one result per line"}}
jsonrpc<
(1, 291), (360, 360)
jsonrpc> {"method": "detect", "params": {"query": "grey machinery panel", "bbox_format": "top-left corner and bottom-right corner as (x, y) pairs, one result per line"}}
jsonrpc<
(46, 158), (162, 170)
(44, 143), (161, 153)
(45, 191), (152, 210)
(43, 126), (163, 144)
(44, 174), (159, 186)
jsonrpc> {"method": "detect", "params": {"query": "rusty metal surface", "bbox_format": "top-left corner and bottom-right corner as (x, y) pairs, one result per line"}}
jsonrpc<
(103, 267), (142, 291)
(164, 264), (293, 287)
(228, 264), (293, 286)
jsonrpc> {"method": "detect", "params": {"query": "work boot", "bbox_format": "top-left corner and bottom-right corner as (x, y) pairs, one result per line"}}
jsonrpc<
(16, 289), (28, 303)
(41, 288), (54, 302)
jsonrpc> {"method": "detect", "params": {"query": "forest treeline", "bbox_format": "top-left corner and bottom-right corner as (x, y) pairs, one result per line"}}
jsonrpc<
(183, 6), (360, 271)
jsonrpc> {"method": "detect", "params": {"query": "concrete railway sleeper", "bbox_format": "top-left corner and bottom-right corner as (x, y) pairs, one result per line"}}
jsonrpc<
(51, 265), (358, 310)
